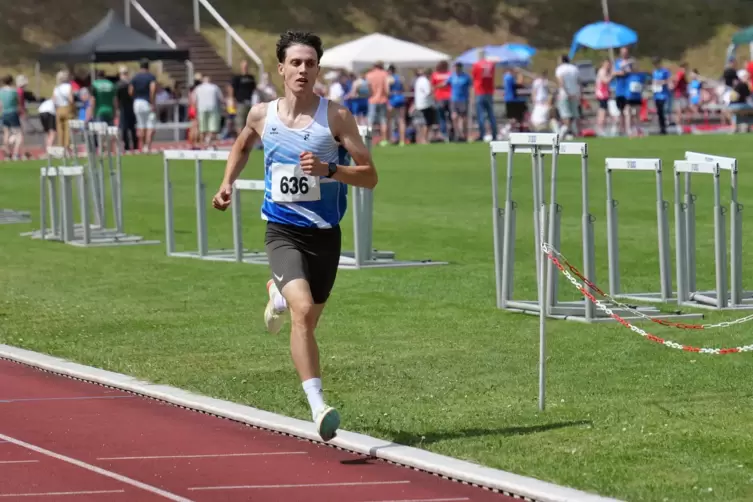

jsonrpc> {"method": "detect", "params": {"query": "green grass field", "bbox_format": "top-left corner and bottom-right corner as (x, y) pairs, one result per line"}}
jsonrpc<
(3, 135), (753, 502)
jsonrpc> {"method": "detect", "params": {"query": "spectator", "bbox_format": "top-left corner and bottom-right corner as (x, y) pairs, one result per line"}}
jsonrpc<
(192, 74), (224, 147)
(328, 71), (347, 104)
(723, 59), (738, 88)
(38, 96), (56, 149)
(625, 62), (647, 136)
(672, 62), (689, 128)
(129, 59), (157, 153)
(387, 64), (407, 146)
(472, 48), (497, 141)
(651, 57), (671, 135)
(0, 75), (22, 159)
(448, 62), (471, 141)
(412, 68), (435, 144)
(89, 70), (117, 125)
(366, 61), (390, 146)
(347, 71), (370, 126)
(52, 70), (75, 151)
(555, 54), (581, 138)
(688, 69), (703, 116)
(594, 59), (612, 135)
(503, 67), (526, 132)
(613, 47), (634, 135)
(431, 61), (452, 140)
(116, 67), (137, 151)
(14, 75), (28, 158)
(229, 59), (256, 133)
(529, 70), (551, 132)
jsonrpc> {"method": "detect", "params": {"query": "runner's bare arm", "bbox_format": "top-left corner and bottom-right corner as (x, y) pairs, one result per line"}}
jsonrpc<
(326, 103), (378, 189)
(220, 102), (266, 186)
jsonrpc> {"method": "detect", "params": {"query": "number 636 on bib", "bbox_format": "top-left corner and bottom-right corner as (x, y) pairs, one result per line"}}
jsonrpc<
(270, 163), (322, 203)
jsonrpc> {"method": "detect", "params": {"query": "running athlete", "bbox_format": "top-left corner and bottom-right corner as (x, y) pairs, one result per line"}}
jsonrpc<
(211, 31), (378, 442)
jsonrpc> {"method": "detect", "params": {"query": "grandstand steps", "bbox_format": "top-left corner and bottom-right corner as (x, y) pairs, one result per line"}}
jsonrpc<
(134, 0), (233, 90)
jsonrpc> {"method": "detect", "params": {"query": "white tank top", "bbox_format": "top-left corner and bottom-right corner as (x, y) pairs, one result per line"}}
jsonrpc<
(260, 97), (350, 229)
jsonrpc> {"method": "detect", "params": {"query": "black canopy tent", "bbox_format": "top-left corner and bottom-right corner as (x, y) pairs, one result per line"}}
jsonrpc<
(38, 9), (189, 63)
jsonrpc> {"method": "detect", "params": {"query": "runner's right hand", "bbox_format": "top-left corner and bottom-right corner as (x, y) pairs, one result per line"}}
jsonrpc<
(212, 184), (233, 211)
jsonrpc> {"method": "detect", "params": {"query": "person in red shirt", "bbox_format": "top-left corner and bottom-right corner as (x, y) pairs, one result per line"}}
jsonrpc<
(673, 62), (689, 128)
(431, 61), (453, 141)
(471, 48), (497, 140)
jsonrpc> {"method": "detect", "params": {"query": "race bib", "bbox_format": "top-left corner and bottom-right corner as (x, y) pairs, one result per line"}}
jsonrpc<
(270, 163), (321, 203)
(652, 83), (663, 93)
(629, 81), (643, 93)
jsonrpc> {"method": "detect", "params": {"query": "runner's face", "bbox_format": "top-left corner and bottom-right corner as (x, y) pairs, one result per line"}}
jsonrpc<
(279, 44), (319, 94)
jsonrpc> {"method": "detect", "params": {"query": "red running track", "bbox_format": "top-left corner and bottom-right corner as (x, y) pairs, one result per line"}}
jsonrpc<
(0, 359), (515, 502)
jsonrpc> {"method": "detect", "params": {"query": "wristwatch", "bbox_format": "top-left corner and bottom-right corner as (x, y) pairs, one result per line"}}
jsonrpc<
(326, 162), (338, 178)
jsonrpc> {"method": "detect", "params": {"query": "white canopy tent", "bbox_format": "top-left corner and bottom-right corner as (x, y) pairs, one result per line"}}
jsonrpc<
(320, 33), (451, 72)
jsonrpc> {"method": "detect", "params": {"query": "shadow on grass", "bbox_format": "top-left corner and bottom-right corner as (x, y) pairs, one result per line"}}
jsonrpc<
(374, 419), (593, 448)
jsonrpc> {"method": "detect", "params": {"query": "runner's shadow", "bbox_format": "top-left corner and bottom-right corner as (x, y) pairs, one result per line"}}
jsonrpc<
(371, 420), (592, 449)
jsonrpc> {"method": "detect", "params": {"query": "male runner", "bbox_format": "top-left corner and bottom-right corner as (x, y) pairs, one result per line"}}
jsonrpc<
(212, 30), (378, 441)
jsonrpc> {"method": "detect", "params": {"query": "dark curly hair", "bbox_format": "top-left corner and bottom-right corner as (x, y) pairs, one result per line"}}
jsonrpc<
(276, 30), (323, 64)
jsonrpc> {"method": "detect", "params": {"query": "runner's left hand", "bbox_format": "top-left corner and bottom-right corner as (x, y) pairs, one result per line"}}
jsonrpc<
(300, 152), (328, 176)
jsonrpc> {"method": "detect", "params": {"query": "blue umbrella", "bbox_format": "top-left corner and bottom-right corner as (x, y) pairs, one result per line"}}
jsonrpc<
(500, 43), (537, 59)
(569, 21), (638, 59)
(455, 45), (531, 66)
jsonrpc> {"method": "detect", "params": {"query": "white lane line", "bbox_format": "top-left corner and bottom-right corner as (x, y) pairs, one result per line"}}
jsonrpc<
(0, 396), (134, 404)
(0, 460), (39, 464)
(0, 433), (193, 502)
(364, 499), (469, 502)
(0, 490), (125, 498)
(98, 451), (307, 460)
(189, 480), (410, 491)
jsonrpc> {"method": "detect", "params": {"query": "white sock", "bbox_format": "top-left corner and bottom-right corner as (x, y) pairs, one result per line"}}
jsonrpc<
(273, 291), (287, 311)
(301, 378), (326, 418)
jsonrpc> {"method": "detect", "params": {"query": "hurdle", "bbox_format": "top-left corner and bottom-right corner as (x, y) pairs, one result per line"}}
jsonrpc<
(490, 134), (671, 322)
(674, 153), (753, 309)
(0, 209), (31, 224)
(605, 157), (701, 319)
(23, 140), (158, 247)
(163, 126), (448, 270)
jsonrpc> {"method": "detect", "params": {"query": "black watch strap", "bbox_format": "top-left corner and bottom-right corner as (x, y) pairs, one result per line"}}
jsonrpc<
(326, 162), (338, 178)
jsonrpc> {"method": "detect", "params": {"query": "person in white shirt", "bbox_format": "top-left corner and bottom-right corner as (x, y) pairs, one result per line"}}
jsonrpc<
(38, 98), (57, 149)
(52, 70), (75, 150)
(554, 55), (581, 137)
(530, 71), (552, 131)
(412, 68), (436, 144)
(191, 75), (224, 146)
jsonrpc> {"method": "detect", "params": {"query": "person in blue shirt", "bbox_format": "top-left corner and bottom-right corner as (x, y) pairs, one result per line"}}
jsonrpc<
(688, 69), (703, 115)
(503, 68), (526, 132)
(386, 64), (406, 145)
(612, 47), (634, 134)
(651, 57), (670, 135)
(128, 59), (157, 152)
(447, 62), (471, 141)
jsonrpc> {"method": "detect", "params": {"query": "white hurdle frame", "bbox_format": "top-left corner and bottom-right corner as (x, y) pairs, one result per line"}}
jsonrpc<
(0, 209), (30, 224)
(605, 157), (702, 320)
(36, 165), (91, 244)
(491, 135), (667, 322)
(674, 155), (753, 310)
(163, 126), (447, 270)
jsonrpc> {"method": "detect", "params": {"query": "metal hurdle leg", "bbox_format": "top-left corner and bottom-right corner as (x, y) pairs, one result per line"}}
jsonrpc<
(685, 152), (753, 308)
(195, 159), (209, 257)
(605, 157), (701, 320)
(231, 179), (267, 264)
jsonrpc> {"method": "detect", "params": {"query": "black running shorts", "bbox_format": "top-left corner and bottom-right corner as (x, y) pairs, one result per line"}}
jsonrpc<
(265, 222), (342, 305)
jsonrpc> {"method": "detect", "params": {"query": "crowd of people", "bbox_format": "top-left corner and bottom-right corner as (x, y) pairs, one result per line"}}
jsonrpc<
(3, 47), (753, 158)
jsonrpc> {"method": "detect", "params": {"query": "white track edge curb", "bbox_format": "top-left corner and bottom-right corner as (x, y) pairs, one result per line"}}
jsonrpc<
(0, 344), (622, 502)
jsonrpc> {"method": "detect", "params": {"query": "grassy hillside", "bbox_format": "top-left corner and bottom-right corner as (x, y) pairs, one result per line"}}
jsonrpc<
(3, 0), (753, 96)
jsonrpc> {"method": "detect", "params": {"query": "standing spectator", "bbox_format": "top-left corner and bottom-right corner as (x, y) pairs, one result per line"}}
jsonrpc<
(52, 70), (75, 151)
(555, 55), (581, 138)
(328, 71), (347, 104)
(723, 59), (738, 88)
(625, 63), (647, 136)
(229, 59), (256, 131)
(594, 59), (612, 135)
(672, 62), (689, 128)
(529, 70), (551, 132)
(129, 59), (157, 153)
(366, 61), (390, 146)
(116, 67), (137, 151)
(15, 75), (28, 158)
(651, 57), (671, 135)
(347, 71), (370, 126)
(431, 61), (452, 141)
(192, 75), (223, 147)
(471, 48), (497, 141)
(612, 47), (634, 135)
(38, 97), (56, 149)
(448, 62), (471, 141)
(503, 67), (526, 132)
(688, 69), (703, 117)
(89, 70), (117, 125)
(386, 65), (407, 146)
(0, 75), (22, 159)
(412, 68), (435, 144)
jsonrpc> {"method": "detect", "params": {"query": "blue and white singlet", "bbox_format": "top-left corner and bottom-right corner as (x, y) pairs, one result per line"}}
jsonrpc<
(260, 97), (350, 229)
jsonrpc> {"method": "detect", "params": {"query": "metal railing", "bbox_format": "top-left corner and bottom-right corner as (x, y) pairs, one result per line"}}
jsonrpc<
(193, 0), (264, 75)
(130, 0), (178, 48)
